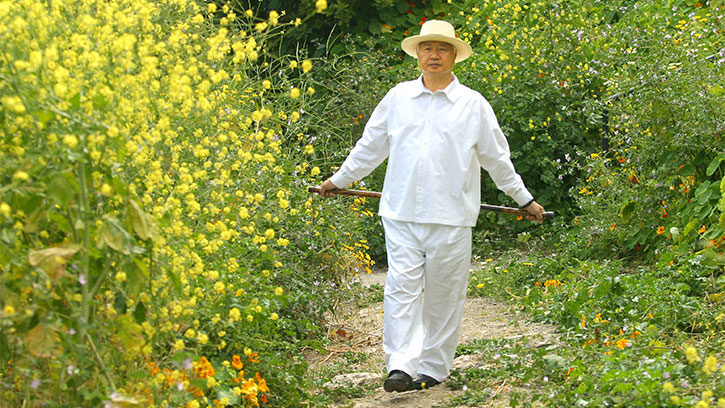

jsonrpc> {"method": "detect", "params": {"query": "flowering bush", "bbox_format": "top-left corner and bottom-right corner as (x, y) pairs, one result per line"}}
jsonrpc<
(0, 0), (372, 406)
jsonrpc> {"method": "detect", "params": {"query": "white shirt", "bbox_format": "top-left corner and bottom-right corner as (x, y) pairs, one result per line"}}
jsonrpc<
(329, 74), (534, 227)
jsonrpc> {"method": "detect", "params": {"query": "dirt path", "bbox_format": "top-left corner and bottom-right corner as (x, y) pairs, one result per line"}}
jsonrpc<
(308, 267), (558, 408)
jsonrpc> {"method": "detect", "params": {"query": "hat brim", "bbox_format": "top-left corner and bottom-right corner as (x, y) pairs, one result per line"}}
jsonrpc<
(401, 34), (473, 63)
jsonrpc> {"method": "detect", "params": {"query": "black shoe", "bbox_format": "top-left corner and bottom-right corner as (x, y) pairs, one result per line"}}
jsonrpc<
(413, 374), (441, 390)
(383, 370), (414, 392)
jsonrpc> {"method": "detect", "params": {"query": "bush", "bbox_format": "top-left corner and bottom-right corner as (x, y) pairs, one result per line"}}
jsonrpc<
(0, 0), (372, 406)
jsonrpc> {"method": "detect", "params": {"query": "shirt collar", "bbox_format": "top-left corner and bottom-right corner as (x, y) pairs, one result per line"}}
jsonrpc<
(413, 73), (461, 102)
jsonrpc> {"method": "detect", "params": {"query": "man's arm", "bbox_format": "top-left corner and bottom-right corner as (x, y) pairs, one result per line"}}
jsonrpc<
(315, 89), (395, 197)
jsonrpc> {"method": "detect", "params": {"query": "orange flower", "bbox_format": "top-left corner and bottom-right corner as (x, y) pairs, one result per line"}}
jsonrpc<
(656, 226), (665, 235)
(610, 223), (616, 231)
(232, 355), (244, 370)
(193, 356), (215, 379)
(698, 225), (707, 234)
(615, 338), (631, 349)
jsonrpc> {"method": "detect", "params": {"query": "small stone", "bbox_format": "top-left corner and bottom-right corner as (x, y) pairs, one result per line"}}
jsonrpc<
(324, 372), (380, 389)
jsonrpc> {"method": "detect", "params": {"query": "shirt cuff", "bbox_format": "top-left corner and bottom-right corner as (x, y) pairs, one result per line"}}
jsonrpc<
(518, 197), (536, 209)
(329, 172), (354, 190)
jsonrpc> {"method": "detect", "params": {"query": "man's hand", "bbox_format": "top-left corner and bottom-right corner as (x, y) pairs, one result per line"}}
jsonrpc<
(524, 201), (546, 223)
(317, 179), (339, 197)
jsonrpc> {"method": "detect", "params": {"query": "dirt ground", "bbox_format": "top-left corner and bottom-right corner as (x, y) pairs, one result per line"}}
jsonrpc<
(307, 267), (558, 408)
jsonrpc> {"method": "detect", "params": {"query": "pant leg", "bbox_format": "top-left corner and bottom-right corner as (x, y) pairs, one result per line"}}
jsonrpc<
(381, 217), (425, 377)
(417, 223), (472, 381)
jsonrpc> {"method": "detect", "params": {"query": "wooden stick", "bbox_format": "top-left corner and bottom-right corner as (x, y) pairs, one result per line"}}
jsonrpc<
(307, 186), (555, 219)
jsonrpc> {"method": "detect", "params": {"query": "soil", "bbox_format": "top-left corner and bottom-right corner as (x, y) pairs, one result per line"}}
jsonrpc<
(307, 266), (558, 408)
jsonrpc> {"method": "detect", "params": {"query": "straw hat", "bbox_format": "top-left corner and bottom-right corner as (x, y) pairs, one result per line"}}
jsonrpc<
(401, 20), (472, 63)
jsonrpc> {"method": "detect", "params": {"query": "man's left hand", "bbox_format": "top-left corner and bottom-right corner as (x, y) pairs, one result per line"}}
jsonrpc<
(524, 201), (546, 223)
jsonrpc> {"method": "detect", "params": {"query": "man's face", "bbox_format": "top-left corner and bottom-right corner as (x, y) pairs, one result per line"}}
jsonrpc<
(416, 41), (456, 75)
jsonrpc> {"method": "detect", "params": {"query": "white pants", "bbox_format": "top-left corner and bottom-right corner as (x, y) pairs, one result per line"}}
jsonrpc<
(381, 217), (472, 382)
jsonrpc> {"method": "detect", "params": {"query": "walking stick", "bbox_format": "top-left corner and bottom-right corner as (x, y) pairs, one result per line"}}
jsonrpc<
(308, 186), (555, 220)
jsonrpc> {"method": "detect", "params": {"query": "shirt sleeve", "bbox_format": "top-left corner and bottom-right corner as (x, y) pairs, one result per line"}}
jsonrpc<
(329, 89), (393, 189)
(476, 99), (534, 207)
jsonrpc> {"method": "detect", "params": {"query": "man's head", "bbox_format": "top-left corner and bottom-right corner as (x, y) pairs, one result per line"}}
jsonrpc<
(415, 41), (456, 75)
(401, 20), (472, 63)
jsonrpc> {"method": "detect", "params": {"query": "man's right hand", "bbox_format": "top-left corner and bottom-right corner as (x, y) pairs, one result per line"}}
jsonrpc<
(317, 179), (339, 197)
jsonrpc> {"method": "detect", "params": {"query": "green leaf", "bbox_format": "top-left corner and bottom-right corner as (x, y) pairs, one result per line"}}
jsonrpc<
(127, 200), (158, 241)
(368, 19), (382, 34)
(28, 244), (82, 281)
(133, 301), (147, 324)
(23, 323), (57, 358)
(93, 94), (108, 109)
(48, 172), (77, 206)
(23, 207), (46, 234)
(683, 219), (698, 236)
(695, 181), (712, 197)
(127, 257), (149, 296)
(32, 110), (56, 125)
(543, 354), (566, 372)
(620, 200), (636, 223)
(99, 215), (133, 254)
(114, 314), (144, 351)
(706, 155), (724, 176)
(69, 93), (81, 110)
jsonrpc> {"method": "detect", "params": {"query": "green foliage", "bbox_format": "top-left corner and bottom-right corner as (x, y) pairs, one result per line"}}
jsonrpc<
(0, 0), (373, 406)
(465, 226), (725, 407)
(570, 0), (724, 258)
(236, 0), (451, 56)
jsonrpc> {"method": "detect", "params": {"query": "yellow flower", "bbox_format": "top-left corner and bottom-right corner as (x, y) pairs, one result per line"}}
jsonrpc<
(264, 228), (275, 239)
(114, 272), (126, 283)
(3, 305), (15, 316)
(310, 166), (320, 176)
(307, 86), (315, 96)
(262, 80), (271, 89)
(289, 60), (298, 69)
(12, 171), (29, 182)
(63, 134), (79, 148)
(294, 18), (302, 26)
(0, 203), (10, 218)
(702, 355), (718, 375)
(290, 87), (301, 99)
(685, 346), (701, 363)
(100, 183), (113, 196)
(301, 60), (312, 72)
(245, 9), (254, 17)
(274, 287), (284, 296)
(254, 22), (268, 32)
(1, 95), (25, 113)
(304, 144), (314, 155)
(229, 307), (241, 321)
(270, 313), (279, 320)
(670, 396), (681, 405)
(174, 339), (185, 350)
(290, 111), (300, 122)
(663, 382), (675, 393)
(246, 314), (254, 322)
(695, 400), (709, 408)
(717, 398), (725, 408)
(268, 10), (279, 26)
(197, 333), (208, 345)
(214, 281), (225, 293)
(315, 0), (327, 13)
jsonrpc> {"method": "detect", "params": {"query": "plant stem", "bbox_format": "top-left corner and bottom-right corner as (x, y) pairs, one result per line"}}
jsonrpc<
(86, 333), (116, 391)
(78, 158), (92, 339)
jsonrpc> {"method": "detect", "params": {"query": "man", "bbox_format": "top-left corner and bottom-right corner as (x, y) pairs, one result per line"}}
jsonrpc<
(316, 20), (546, 392)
